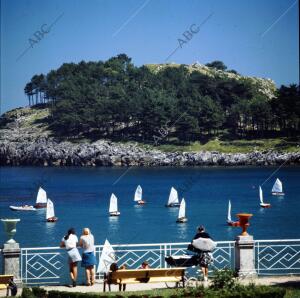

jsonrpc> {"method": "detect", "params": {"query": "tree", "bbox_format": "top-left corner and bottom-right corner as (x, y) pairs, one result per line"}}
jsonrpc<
(205, 60), (227, 71)
(249, 95), (272, 135)
(24, 54), (294, 142)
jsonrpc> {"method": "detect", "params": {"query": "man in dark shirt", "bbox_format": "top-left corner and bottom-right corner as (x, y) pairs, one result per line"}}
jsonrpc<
(191, 225), (213, 281)
(193, 225), (211, 240)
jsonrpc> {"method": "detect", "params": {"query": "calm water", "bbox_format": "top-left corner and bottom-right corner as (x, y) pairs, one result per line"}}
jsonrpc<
(0, 166), (300, 248)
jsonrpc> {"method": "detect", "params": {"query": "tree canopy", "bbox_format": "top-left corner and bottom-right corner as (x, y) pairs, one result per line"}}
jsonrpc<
(24, 54), (300, 143)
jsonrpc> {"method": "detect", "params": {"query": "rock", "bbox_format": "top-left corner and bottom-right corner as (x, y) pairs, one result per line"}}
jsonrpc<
(1, 109), (299, 166)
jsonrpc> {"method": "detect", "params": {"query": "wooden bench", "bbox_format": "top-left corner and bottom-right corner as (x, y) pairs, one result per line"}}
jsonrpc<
(103, 268), (186, 292)
(0, 275), (14, 290)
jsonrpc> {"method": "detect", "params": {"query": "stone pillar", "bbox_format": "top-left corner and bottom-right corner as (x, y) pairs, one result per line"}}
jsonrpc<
(235, 235), (257, 278)
(1, 218), (21, 283)
(2, 242), (21, 281)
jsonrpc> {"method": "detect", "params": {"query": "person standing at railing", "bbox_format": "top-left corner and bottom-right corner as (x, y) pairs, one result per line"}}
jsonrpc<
(191, 225), (214, 282)
(60, 228), (82, 287)
(79, 228), (97, 286)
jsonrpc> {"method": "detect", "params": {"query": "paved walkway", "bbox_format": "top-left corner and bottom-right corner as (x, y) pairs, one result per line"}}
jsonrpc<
(1, 276), (300, 296)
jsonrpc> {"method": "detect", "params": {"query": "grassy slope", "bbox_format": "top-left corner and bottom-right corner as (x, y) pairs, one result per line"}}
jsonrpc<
(1, 106), (299, 153)
(155, 138), (300, 153)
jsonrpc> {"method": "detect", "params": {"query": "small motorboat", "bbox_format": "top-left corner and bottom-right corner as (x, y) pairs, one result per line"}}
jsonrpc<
(109, 194), (120, 216)
(10, 205), (36, 211)
(271, 178), (285, 196)
(176, 198), (188, 223)
(165, 187), (180, 207)
(34, 187), (48, 208)
(46, 199), (58, 222)
(259, 186), (271, 208)
(134, 185), (146, 205)
(227, 200), (240, 226)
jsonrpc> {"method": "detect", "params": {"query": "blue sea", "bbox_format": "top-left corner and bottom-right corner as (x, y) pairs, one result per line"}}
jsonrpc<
(0, 166), (300, 248)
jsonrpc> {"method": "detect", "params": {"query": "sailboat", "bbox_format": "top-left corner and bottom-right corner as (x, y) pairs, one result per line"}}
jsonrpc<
(9, 205), (36, 211)
(134, 185), (145, 205)
(165, 187), (180, 207)
(271, 178), (285, 196)
(227, 200), (239, 226)
(259, 186), (271, 208)
(97, 239), (116, 273)
(34, 187), (48, 208)
(176, 198), (187, 223)
(46, 199), (58, 222)
(109, 193), (120, 216)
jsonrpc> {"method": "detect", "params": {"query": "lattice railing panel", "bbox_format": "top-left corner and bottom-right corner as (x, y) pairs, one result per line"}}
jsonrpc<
(255, 240), (300, 275)
(20, 239), (300, 285)
(21, 248), (66, 285)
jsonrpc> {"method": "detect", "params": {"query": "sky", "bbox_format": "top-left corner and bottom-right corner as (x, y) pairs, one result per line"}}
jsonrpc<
(0, 0), (299, 114)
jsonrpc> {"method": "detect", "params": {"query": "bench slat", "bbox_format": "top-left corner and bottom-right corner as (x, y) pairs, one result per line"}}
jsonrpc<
(111, 276), (182, 284)
(0, 275), (14, 289)
(110, 268), (185, 279)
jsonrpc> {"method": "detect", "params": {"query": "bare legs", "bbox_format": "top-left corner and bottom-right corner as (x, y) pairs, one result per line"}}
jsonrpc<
(201, 266), (208, 281)
(85, 266), (95, 285)
(69, 262), (78, 286)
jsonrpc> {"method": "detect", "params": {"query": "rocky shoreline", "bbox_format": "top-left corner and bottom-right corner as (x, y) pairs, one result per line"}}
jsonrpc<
(1, 137), (299, 167)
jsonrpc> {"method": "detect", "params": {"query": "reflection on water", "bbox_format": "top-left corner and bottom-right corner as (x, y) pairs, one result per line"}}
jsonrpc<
(176, 222), (188, 240)
(258, 208), (266, 215)
(108, 216), (120, 238)
(133, 205), (143, 212)
(226, 225), (237, 239)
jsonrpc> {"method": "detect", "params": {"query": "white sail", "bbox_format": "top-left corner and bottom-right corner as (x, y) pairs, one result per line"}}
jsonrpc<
(46, 199), (55, 219)
(97, 239), (116, 273)
(259, 186), (264, 204)
(178, 198), (186, 219)
(168, 187), (179, 205)
(36, 187), (47, 204)
(134, 185), (142, 202)
(272, 178), (283, 193)
(109, 194), (118, 213)
(227, 200), (232, 222)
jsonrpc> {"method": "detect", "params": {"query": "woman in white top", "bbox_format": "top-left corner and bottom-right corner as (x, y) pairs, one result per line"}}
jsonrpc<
(60, 228), (81, 287)
(79, 228), (97, 286)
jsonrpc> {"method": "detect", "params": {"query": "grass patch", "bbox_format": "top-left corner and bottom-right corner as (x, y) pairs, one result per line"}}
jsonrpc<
(22, 285), (291, 298)
(155, 138), (300, 153)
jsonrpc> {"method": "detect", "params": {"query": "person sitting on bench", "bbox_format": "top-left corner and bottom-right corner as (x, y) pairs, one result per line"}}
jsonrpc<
(109, 263), (126, 291)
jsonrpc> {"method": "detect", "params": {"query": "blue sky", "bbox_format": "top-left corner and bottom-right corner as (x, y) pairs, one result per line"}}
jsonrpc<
(1, 0), (299, 113)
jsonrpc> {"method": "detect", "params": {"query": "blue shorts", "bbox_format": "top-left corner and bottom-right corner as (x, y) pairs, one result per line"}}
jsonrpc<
(81, 251), (96, 268)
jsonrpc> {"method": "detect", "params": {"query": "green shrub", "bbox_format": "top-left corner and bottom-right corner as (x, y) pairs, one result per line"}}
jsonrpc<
(21, 288), (36, 298)
(209, 268), (237, 290)
(32, 287), (47, 298)
(183, 284), (286, 298)
(47, 290), (62, 298)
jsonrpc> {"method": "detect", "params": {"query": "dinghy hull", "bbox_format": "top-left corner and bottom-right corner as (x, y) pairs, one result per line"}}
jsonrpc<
(47, 217), (58, 222)
(227, 221), (240, 227)
(176, 217), (188, 223)
(260, 203), (271, 208)
(34, 203), (47, 209)
(272, 192), (285, 196)
(165, 203), (180, 207)
(109, 212), (120, 216)
(10, 205), (36, 211)
(137, 200), (146, 205)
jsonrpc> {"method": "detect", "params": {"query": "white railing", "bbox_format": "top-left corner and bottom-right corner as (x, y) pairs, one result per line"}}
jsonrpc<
(255, 239), (300, 275)
(20, 239), (300, 285)
(20, 241), (234, 285)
